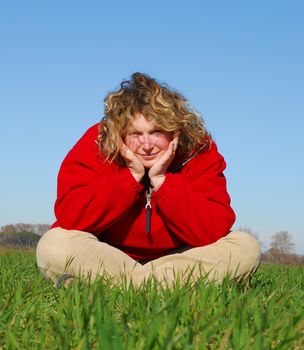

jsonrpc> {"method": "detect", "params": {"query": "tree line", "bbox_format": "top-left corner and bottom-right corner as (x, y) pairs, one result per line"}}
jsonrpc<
(1, 224), (303, 265)
(239, 227), (304, 265)
(0, 223), (50, 247)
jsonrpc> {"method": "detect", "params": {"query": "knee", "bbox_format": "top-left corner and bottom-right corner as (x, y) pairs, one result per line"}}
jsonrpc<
(228, 231), (261, 264)
(37, 228), (62, 252)
(36, 228), (72, 268)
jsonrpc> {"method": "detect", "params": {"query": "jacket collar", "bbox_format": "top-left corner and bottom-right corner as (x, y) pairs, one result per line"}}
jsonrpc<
(169, 133), (212, 173)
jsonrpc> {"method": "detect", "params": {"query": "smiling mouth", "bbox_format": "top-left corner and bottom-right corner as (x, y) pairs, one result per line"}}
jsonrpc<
(138, 153), (159, 159)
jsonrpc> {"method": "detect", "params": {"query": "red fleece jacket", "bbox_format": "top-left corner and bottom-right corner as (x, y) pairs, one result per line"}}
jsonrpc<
(52, 123), (236, 260)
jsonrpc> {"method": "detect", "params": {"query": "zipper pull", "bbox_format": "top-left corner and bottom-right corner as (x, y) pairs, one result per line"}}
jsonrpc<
(145, 187), (152, 234)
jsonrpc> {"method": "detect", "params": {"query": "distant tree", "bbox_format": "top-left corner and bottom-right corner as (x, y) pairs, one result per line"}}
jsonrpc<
(35, 224), (51, 235)
(262, 248), (303, 265)
(262, 230), (298, 265)
(1, 224), (17, 233)
(263, 247), (282, 264)
(270, 230), (294, 255)
(14, 223), (33, 232)
(0, 231), (40, 247)
(0, 223), (50, 235)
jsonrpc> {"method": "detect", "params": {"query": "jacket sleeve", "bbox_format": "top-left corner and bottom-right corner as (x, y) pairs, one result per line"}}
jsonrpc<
(153, 143), (236, 246)
(53, 125), (144, 233)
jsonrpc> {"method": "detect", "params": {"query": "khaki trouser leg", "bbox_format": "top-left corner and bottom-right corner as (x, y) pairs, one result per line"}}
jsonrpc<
(36, 228), (152, 287)
(144, 231), (261, 286)
(36, 229), (261, 287)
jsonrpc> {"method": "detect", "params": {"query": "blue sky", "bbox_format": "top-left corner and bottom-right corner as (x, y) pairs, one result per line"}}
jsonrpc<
(1, 1), (303, 252)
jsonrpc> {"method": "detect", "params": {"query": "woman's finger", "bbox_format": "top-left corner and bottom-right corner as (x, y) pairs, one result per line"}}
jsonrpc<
(119, 141), (134, 161)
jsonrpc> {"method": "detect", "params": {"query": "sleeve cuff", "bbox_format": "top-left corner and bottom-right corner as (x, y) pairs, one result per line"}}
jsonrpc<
(152, 173), (184, 201)
(119, 167), (145, 194)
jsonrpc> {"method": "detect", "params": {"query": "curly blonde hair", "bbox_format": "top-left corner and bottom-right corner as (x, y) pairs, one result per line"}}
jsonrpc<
(97, 72), (208, 163)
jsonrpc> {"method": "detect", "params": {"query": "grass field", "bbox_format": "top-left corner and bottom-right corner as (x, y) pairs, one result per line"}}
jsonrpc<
(1, 249), (304, 349)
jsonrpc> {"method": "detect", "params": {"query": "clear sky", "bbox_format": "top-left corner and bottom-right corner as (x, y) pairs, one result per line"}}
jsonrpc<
(1, 1), (303, 253)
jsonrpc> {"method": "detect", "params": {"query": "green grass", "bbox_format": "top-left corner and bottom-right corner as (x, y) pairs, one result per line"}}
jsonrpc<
(1, 249), (304, 349)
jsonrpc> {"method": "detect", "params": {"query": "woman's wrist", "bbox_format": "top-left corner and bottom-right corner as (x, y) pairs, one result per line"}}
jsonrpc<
(131, 172), (144, 183)
(150, 176), (166, 190)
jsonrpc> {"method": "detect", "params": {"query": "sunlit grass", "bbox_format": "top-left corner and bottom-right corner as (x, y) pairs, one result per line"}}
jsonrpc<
(1, 250), (304, 349)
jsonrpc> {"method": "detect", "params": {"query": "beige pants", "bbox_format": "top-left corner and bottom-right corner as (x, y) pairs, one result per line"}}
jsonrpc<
(36, 228), (261, 288)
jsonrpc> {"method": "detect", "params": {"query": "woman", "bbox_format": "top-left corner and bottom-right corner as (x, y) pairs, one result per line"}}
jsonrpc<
(36, 72), (261, 287)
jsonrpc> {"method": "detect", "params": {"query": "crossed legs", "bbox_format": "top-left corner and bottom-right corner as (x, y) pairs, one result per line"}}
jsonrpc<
(36, 228), (261, 287)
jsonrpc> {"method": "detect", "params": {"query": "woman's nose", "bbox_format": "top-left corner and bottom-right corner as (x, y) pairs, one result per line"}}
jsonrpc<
(139, 135), (154, 149)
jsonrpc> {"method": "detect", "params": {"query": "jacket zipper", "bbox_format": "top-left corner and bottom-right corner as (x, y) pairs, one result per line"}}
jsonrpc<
(145, 187), (153, 234)
(143, 137), (211, 234)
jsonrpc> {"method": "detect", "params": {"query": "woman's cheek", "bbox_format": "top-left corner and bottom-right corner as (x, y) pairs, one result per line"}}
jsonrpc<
(155, 138), (171, 151)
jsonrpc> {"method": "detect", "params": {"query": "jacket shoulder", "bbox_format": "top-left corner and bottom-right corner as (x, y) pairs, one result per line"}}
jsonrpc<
(195, 141), (225, 167)
(179, 140), (226, 178)
(73, 123), (99, 148)
(66, 123), (99, 154)
(60, 123), (104, 166)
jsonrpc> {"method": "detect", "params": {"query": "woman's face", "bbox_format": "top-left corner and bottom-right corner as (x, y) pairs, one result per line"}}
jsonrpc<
(124, 113), (173, 168)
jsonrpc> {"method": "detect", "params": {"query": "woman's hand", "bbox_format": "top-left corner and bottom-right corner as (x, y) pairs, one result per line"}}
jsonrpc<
(148, 132), (179, 189)
(119, 142), (145, 182)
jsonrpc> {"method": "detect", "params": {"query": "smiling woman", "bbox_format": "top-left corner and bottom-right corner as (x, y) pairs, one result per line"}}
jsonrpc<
(36, 72), (261, 288)
(124, 113), (174, 168)
(122, 113), (178, 187)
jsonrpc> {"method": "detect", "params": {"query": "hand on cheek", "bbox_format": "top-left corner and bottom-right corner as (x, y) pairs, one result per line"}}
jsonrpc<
(119, 139), (145, 183)
(148, 132), (179, 189)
